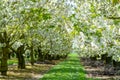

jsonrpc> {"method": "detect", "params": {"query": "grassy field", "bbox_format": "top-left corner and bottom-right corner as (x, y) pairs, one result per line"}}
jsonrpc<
(41, 53), (98, 80)
(0, 58), (30, 65)
(0, 59), (58, 79)
(0, 59), (18, 65)
(7, 58), (18, 65)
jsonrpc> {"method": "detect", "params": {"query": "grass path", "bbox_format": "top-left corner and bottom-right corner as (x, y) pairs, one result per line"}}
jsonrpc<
(41, 53), (94, 80)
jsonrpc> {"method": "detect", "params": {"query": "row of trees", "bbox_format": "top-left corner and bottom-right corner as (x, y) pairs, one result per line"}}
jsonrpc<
(0, 0), (72, 75)
(0, 0), (120, 76)
(72, 0), (120, 66)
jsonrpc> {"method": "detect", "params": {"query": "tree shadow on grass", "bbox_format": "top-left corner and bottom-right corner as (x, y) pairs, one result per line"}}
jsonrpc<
(0, 75), (39, 80)
(0, 63), (54, 80)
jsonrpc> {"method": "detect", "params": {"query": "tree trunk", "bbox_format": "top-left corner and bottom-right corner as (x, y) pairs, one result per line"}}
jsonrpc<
(47, 54), (52, 61)
(37, 48), (44, 61)
(0, 47), (9, 76)
(90, 56), (97, 60)
(106, 56), (112, 64)
(113, 60), (120, 67)
(101, 53), (108, 60)
(8, 53), (11, 59)
(30, 46), (34, 65)
(17, 53), (25, 69)
(17, 45), (25, 69)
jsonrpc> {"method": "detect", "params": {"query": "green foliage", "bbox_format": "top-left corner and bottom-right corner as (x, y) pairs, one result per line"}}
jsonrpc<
(112, 0), (120, 5)
(0, 0), (119, 76)
(71, 0), (120, 62)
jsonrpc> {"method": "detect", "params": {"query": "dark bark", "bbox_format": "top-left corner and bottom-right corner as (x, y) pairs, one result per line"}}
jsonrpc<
(113, 60), (120, 67)
(105, 56), (112, 64)
(101, 53), (108, 60)
(17, 45), (25, 69)
(10, 45), (26, 69)
(106, 16), (120, 19)
(90, 56), (97, 61)
(37, 48), (44, 61)
(101, 53), (112, 64)
(30, 46), (34, 65)
(46, 54), (52, 60)
(8, 52), (13, 59)
(55, 55), (60, 60)
(0, 47), (9, 76)
(0, 32), (9, 76)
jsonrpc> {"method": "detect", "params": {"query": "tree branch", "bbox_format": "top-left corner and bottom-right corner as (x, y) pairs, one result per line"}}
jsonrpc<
(10, 47), (17, 53)
(106, 16), (120, 19)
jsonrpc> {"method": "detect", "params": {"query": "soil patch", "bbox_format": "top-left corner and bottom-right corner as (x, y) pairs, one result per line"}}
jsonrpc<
(0, 60), (62, 80)
(80, 58), (120, 80)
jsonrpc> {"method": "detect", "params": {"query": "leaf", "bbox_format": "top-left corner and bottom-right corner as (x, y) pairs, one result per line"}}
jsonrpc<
(90, 4), (96, 13)
(73, 24), (81, 32)
(112, 0), (120, 5)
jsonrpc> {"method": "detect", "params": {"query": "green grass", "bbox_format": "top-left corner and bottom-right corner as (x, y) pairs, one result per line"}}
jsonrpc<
(41, 53), (98, 80)
(0, 59), (18, 65)
(0, 57), (36, 65)
(7, 59), (18, 65)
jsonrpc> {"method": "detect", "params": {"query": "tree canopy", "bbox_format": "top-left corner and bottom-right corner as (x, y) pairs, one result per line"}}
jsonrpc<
(0, 0), (120, 76)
